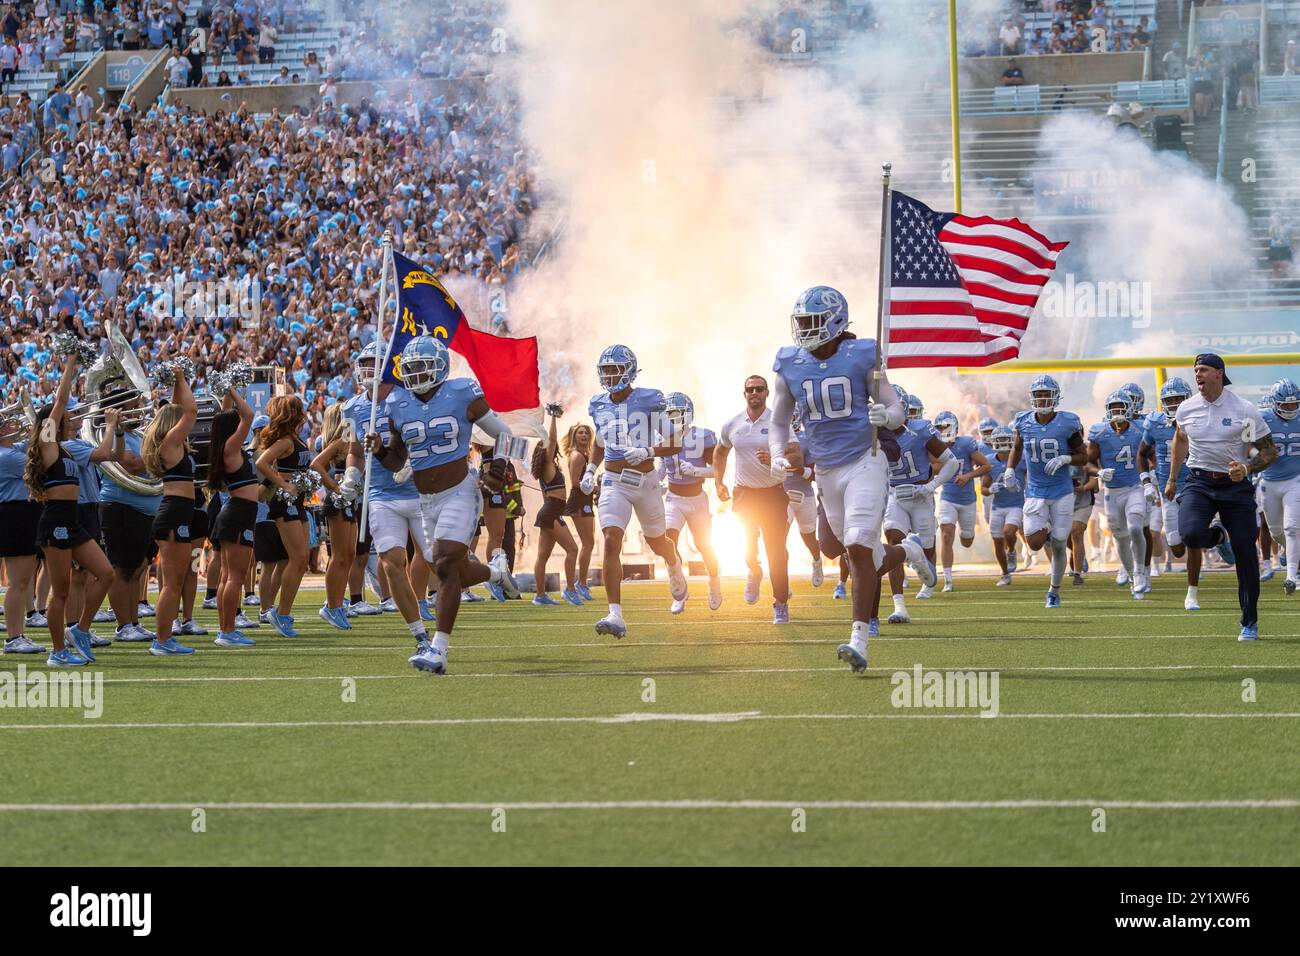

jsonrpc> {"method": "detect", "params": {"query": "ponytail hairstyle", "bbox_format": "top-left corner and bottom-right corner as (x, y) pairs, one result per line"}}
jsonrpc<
(141, 403), (189, 478)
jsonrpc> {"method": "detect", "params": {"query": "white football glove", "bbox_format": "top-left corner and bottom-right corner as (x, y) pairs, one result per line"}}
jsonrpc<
(579, 464), (597, 496)
(679, 462), (708, 478)
(1044, 455), (1072, 476)
(1098, 467), (1116, 484)
(989, 479), (1004, 494)
(769, 455), (792, 480)
(337, 466), (363, 501)
(623, 446), (651, 466)
(918, 479), (940, 499)
(1001, 471), (1020, 492)
(1143, 482), (1159, 506)
(393, 462), (413, 484)
(867, 403), (892, 427)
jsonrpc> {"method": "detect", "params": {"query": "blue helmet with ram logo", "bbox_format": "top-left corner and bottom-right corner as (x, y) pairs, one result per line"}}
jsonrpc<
(399, 336), (449, 392)
(790, 285), (849, 350)
(596, 344), (638, 392)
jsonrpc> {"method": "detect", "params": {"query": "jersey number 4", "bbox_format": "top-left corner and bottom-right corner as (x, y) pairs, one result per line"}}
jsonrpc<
(800, 376), (852, 421)
(401, 417), (461, 459)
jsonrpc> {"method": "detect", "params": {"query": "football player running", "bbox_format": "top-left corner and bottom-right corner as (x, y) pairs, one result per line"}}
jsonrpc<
(933, 410), (990, 592)
(658, 391), (723, 614)
(982, 425), (1026, 586)
(882, 410), (956, 621)
(1088, 389), (1151, 599)
(768, 286), (936, 674)
(1007, 374), (1088, 608)
(1258, 378), (1300, 595)
(365, 336), (515, 674)
(1139, 378), (1201, 609)
(582, 345), (689, 638)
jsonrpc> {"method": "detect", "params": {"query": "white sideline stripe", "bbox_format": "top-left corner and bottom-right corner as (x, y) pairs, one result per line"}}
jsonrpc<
(81, 662), (1300, 686)
(5, 712), (1300, 730)
(0, 799), (1296, 813)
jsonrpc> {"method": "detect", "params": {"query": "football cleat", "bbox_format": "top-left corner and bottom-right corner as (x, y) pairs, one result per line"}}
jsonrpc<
(1238, 625), (1259, 642)
(915, 585), (934, 600)
(708, 577), (723, 611)
(1184, 592), (1201, 611)
(887, 609), (910, 624)
(996, 574), (1012, 587)
(1006, 549), (1018, 573)
(667, 561), (688, 602)
(532, 594), (559, 606)
(810, 558), (825, 588)
(1115, 569), (1129, 586)
(1072, 572), (1084, 586)
(1260, 565), (1276, 582)
(409, 641), (448, 674)
(1045, 590), (1061, 609)
(942, 581), (954, 593)
(489, 551), (520, 599)
(670, 598), (686, 615)
(836, 641), (868, 674)
(485, 581), (506, 602)
(3, 635), (45, 654)
(902, 533), (938, 588)
(594, 614), (627, 639)
(833, 582), (847, 600)
(1285, 579), (1296, 596)
(773, 602), (789, 625)
(866, 618), (880, 638)
(1132, 585), (1145, 601)
(744, 569), (762, 605)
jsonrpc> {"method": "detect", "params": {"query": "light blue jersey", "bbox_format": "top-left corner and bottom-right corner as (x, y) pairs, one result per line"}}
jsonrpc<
(773, 337), (877, 470)
(385, 378), (481, 471)
(99, 431), (162, 516)
(1088, 420), (1143, 489)
(64, 438), (99, 505)
(344, 391), (418, 502)
(1140, 412), (1187, 490)
(1013, 409), (1083, 500)
(988, 455), (1026, 509)
(906, 418), (932, 437)
(589, 387), (668, 465)
(783, 432), (815, 496)
(1261, 409), (1300, 481)
(0, 443), (28, 502)
(889, 423), (937, 487)
(941, 434), (981, 505)
(662, 426), (716, 485)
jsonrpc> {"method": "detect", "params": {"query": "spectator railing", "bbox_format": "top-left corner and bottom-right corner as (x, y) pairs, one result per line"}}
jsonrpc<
(1216, 68), (1229, 183)
(1261, 74), (1300, 104)
(895, 79), (1190, 116)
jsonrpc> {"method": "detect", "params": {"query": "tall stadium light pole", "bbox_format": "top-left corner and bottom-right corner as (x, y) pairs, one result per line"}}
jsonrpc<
(947, 0), (962, 213)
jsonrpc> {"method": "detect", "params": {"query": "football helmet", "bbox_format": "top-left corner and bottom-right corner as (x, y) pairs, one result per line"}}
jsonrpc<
(790, 285), (848, 350)
(978, 416), (998, 442)
(596, 344), (638, 392)
(664, 391), (694, 431)
(906, 394), (924, 421)
(354, 341), (379, 389)
(1122, 382), (1145, 418)
(1271, 378), (1300, 420)
(1105, 389), (1131, 424)
(1029, 374), (1060, 411)
(990, 425), (1015, 453)
(934, 410), (958, 442)
(1159, 377), (1191, 416)
(399, 336), (449, 392)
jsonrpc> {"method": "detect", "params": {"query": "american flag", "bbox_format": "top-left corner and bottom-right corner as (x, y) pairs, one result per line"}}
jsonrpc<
(885, 190), (1068, 368)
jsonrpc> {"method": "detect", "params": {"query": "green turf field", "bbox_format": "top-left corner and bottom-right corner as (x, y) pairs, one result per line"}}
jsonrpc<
(2, 571), (1298, 866)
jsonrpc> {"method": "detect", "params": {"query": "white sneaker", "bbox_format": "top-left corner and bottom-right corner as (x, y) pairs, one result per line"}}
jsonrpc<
(350, 600), (381, 616)
(235, 611), (258, 629)
(137, 601), (156, 618)
(666, 560), (687, 602)
(259, 610), (273, 625)
(744, 569), (762, 605)
(1184, 592), (1200, 611)
(942, 581), (954, 593)
(202, 596), (218, 609)
(1150, 563), (1162, 578)
(93, 608), (115, 623)
(996, 574), (1011, 587)
(1115, 569), (1129, 587)
(26, 611), (47, 627)
(488, 551), (520, 599)
(915, 584), (934, 600)
(378, 598), (399, 613)
(670, 598), (686, 615)
(3, 635), (45, 654)
(810, 557), (824, 588)
(244, 594), (261, 607)
(708, 577), (723, 611)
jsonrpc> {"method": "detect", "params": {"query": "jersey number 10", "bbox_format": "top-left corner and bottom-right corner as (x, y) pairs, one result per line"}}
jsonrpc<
(801, 376), (853, 421)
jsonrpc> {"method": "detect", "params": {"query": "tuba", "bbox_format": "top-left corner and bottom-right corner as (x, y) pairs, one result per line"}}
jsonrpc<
(78, 322), (161, 496)
(0, 389), (36, 444)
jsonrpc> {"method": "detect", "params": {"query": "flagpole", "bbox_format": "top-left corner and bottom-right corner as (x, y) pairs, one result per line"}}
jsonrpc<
(947, 0), (962, 213)
(872, 162), (892, 455)
(359, 231), (396, 541)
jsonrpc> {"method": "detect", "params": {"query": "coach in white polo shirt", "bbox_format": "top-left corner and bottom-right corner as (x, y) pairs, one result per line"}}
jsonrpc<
(715, 375), (792, 621)
(1168, 353), (1278, 640)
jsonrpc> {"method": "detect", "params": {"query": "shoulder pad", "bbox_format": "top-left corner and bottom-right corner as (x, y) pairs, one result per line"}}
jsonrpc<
(773, 345), (800, 373)
(1012, 409), (1031, 429)
(1059, 411), (1083, 433)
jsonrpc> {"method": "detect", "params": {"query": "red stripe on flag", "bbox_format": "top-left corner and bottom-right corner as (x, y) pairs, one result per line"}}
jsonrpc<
(448, 325), (540, 413)
(949, 214), (1071, 253)
(889, 327), (987, 343)
(938, 230), (1060, 271)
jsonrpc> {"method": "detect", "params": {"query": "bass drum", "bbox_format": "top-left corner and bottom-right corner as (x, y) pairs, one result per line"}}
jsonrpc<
(190, 395), (222, 481)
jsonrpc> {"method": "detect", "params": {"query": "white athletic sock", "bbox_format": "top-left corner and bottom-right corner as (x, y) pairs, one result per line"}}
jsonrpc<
(850, 620), (869, 652)
(892, 593), (906, 612)
(608, 603), (623, 620)
(432, 631), (450, 653)
(408, 620), (427, 640)
(1186, 585), (1199, 601)
(943, 567), (953, 584)
(1050, 538), (1068, 589)
(1286, 530), (1300, 580)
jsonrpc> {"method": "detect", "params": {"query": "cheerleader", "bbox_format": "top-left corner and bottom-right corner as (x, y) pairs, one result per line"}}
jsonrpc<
(529, 405), (583, 606)
(562, 422), (597, 599)
(140, 366), (200, 656)
(255, 395), (312, 637)
(206, 385), (259, 647)
(310, 402), (356, 629)
(24, 354), (122, 666)
(0, 390), (43, 655)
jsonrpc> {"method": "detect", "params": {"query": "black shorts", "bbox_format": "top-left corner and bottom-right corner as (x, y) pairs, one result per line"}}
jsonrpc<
(79, 502), (103, 544)
(268, 493), (309, 522)
(323, 498), (358, 522)
(0, 500), (42, 557)
(36, 499), (91, 550)
(254, 520), (287, 563)
(152, 494), (197, 543)
(210, 497), (258, 551)
(99, 502), (156, 570)
(482, 487), (506, 510)
(564, 488), (594, 518)
(534, 495), (566, 530)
